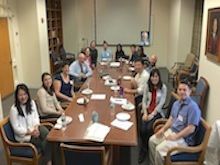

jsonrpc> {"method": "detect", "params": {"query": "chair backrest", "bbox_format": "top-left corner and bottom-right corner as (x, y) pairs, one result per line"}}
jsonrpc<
(184, 53), (196, 68)
(195, 118), (211, 163)
(59, 46), (67, 60)
(60, 143), (106, 165)
(50, 51), (61, 63)
(191, 77), (209, 116)
(0, 117), (16, 143)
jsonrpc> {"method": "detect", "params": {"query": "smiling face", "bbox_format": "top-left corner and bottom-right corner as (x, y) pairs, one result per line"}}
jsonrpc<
(150, 72), (159, 86)
(62, 64), (69, 75)
(43, 74), (52, 89)
(134, 61), (144, 73)
(17, 89), (28, 105)
(177, 83), (191, 100)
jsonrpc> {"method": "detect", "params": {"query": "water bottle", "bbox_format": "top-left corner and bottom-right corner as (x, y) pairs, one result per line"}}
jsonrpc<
(91, 111), (99, 123)
(110, 102), (115, 111)
(119, 86), (124, 98)
(61, 112), (66, 130)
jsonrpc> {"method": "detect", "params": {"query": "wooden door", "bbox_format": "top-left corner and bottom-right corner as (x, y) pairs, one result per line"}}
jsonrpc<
(0, 18), (14, 98)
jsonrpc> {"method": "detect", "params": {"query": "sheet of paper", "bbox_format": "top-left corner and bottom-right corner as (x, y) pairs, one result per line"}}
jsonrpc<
(91, 94), (106, 100)
(84, 123), (111, 142)
(110, 97), (127, 105)
(111, 119), (133, 131)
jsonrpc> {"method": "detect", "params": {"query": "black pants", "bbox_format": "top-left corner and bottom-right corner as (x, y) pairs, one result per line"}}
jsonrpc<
(140, 113), (162, 153)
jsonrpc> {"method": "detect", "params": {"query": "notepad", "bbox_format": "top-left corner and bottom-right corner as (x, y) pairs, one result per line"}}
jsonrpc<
(110, 97), (127, 105)
(84, 123), (111, 142)
(111, 119), (133, 131)
(91, 94), (106, 100)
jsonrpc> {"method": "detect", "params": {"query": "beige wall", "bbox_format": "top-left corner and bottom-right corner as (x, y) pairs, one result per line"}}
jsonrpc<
(167, 0), (195, 68)
(62, 0), (171, 67)
(199, 0), (220, 124)
(63, 0), (195, 68)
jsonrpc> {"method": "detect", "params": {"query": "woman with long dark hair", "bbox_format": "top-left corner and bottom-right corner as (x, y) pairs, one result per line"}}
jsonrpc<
(10, 84), (52, 165)
(36, 72), (64, 119)
(138, 68), (167, 163)
(115, 44), (127, 61)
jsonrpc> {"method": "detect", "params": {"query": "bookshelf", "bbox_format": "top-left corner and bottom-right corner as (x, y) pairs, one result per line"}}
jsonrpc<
(46, 0), (63, 53)
(46, 0), (63, 73)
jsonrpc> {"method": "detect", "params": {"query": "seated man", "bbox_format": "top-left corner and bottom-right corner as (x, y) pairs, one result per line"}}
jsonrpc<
(124, 59), (150, 106)
(129, 44), (139, 64)
(100, 40), (112, 61)
(146, 54), (158, 73)
(148, 80), (201, 165)
(69, 53), (92, 83)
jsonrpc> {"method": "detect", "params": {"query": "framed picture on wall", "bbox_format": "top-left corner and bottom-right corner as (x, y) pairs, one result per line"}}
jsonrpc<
(205, 8), (220, 62)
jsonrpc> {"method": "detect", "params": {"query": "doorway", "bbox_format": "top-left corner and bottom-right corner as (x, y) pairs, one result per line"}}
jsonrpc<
(0, 18), (14, 98)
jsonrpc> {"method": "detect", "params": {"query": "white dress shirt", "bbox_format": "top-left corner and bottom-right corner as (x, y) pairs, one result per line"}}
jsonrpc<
(134, 69), (149, 95)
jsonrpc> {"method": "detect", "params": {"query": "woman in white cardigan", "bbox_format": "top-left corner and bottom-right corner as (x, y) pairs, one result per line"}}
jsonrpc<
(138, 68), (167, 163)
(9, 84), (52, 165)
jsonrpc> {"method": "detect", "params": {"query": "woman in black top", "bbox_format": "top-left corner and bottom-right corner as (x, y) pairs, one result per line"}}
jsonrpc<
(89, 40), (98, 67)
(115, 44), (127, 61)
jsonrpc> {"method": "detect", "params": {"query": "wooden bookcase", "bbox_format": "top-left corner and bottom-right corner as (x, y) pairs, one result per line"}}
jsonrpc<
(46, 0), (63, 73)
(46, 0), (63, 53)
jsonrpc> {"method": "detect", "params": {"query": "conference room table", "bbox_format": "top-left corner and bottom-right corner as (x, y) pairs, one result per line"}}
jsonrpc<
(47, 62), (138, 164)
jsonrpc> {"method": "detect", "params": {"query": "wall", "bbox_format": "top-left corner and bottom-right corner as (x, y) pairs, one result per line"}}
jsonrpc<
(16, 0), (42, 88)
(62, 0), (195, 68)
(199, 0), (220, 124)
(167, 0), (195, 68)
(36, 0), (50, 73)
(62, 0), (171, 67)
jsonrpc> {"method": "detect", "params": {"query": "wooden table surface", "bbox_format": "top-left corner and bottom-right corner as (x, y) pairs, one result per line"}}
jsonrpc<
(47, 64), (138, 146)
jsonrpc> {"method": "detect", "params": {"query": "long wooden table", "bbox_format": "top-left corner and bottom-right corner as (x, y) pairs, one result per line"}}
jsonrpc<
(47, 64), (138, 164)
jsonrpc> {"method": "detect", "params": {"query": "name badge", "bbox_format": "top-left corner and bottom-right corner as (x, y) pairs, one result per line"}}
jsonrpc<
(178, 115), (183, 122)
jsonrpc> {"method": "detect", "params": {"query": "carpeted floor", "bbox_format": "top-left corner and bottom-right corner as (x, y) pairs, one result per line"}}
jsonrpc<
(0, 67), (172, 165)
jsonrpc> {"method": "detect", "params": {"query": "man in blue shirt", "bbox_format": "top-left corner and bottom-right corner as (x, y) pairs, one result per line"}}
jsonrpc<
(148, 80), (201, 165)
(69, 53), (93, 82)
(100, 40), (112, 61)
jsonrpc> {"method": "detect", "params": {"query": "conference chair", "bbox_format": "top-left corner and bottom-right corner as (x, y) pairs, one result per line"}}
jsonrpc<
(175, 59), (199, 88)
(59, 45), (75, 63)
(60, 143), (112, 165)
(169, 53), (196, 87)
(163, 118), (211, 165)
(0, 116), (53, 165)
(50, 51), (63, 74)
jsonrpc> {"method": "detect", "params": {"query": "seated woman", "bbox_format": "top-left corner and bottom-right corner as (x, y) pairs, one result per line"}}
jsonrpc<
(138, 68), (167, 163)
(36, 72), (64, 119)
(54, 62), (75, 108)
(9, 84), (52, 165)
(115, 44), (128, 61)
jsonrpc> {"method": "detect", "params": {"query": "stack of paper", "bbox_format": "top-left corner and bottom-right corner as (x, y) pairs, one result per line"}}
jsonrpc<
(84, 123), (111, 142)
(110, 97), (127, 105)
(111, 119), (133, 131)
(91, 94), (106, 100)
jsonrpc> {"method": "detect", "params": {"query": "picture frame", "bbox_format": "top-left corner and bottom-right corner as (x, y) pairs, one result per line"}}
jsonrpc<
(139, 31), (150, 46)
(205, 8), (220, 62)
